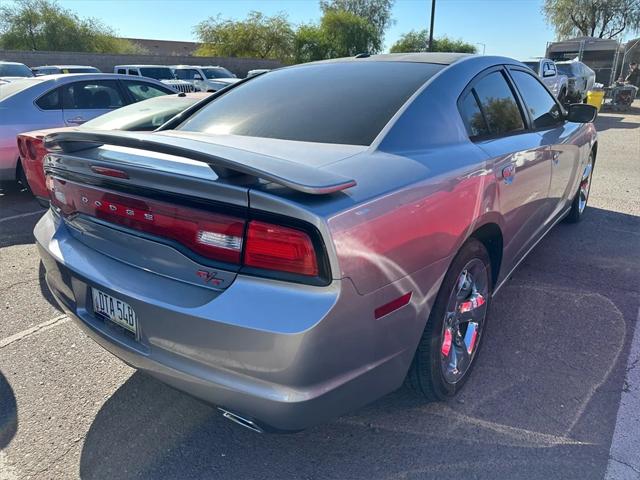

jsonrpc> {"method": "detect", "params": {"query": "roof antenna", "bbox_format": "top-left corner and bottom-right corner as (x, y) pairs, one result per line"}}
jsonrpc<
(355, 52), (370, 58)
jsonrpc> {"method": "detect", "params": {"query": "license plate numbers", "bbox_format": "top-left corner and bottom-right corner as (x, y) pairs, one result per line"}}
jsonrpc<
(92, 288), (137, 334)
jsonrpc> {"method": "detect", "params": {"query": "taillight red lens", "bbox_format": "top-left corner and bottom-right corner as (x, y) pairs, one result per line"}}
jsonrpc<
(48, 178), (245, 264)
(46, 177), (324, 280)
(244, 221), (318, 276)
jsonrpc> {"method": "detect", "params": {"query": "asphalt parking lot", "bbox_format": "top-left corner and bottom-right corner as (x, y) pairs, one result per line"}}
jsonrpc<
(0, 103), (639, 480)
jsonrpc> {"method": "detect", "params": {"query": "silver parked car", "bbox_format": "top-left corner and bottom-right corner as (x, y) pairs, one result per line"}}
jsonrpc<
(0, 73), (176, 182)
(36, 53), (598, 432)
(0, 60), (34, 79)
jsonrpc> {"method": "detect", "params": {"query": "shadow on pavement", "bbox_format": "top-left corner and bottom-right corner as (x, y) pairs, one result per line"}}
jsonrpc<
(595, 108), (640, 132)
(0, 186), (45, 248)
(77, 206), (639, 480)
(0, 371), (18, 450)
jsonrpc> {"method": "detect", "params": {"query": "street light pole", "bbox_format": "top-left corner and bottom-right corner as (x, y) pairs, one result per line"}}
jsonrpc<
(428, 0), (436, 52)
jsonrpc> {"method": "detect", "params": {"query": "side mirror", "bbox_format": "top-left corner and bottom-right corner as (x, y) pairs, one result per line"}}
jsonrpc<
(193, 73), (202, 80)
(566, 103), (597, 123)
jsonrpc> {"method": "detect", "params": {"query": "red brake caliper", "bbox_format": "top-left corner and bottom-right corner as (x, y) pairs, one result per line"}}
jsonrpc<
(441, 328), (453, 356)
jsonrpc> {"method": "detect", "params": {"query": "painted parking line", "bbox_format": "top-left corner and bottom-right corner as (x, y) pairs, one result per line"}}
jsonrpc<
(605, 307), (640, 479)
(0, 210), (44, 224)
(0, 314), (69, 349)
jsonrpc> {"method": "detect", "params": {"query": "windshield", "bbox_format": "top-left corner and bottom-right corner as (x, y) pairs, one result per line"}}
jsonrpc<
(0, 63), (34, 77)
(555, 64), (574, 76)
(522, 62), (539, 73)
(83, 95), (198, 131)
(179, 61), (442, 146)
(139, 67), (176, 80)
(202, 67), (236, 79)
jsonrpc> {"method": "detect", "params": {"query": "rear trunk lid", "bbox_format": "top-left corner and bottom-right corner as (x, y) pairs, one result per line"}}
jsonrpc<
(43, 130), (360, 290)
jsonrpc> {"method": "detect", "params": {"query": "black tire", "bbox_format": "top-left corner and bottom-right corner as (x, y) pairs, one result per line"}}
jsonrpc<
(565, 150), (595, 224)
(406, 238), (492, 401)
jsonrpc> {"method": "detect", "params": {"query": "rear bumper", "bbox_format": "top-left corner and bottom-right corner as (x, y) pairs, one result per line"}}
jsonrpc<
(35, 211), (421, 431)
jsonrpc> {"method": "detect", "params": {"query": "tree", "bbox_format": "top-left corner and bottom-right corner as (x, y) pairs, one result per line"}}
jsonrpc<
(195, 11), (294, 61)
(321, 9), (380, 56)
(320, 0), (394, 53)
(0, 0), (145, 53)
(390, 30), (477, 53)
(293, 24), (329, 63)
(543, 0), (640, 39)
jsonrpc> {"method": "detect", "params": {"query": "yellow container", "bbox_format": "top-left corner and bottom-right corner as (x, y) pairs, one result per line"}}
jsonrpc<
(586, 90), (605, 111)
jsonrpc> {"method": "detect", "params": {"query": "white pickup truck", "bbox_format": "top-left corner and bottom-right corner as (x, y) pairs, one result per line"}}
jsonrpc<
(522, 58), (569, 102)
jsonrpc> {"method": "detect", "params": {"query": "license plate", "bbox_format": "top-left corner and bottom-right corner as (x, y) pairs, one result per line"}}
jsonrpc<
(91, 288), (137, 334)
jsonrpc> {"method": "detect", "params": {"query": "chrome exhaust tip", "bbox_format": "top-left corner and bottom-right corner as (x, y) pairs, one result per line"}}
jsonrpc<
(218, 408), (264, 433)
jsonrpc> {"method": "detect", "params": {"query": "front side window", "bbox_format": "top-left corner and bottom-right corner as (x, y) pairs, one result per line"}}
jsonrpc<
(62, 80), (125, 109)
(472, 71), (525, 136)
(510, 70), (563, 129)
(36, 88), (61, 110)
(179, 61), (443, 146)
(121, 80), (173, 102)
(127, 69), (140, 76)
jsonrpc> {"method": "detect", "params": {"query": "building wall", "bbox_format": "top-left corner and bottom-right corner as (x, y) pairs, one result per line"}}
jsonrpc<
(0, 49), (283, 77)
(122, 38), (200, 56)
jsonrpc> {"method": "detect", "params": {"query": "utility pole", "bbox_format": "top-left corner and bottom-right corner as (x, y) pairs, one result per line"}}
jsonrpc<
(428, 0), (436, 52)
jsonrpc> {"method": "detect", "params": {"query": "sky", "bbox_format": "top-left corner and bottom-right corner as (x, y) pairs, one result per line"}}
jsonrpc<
(23, 0), (563, 59)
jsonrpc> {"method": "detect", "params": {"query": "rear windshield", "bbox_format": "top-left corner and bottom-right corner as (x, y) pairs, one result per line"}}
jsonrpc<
(0, 78), (43, 101)
(82, 95), (198, 131)
(179, 61), (443, 145)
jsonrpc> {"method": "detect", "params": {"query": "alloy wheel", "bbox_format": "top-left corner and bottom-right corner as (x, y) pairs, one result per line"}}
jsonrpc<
(440, 258), (489, 384)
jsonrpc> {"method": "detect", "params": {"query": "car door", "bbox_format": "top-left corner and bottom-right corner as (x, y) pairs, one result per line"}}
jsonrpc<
(508, 67), (583, 219)
(61, 79), (127, 125)
(460, 67), (552, 274)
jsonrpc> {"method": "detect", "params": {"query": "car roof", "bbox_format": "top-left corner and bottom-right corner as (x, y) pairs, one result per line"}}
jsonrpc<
(309, 52), (473, 66)
(34, 65), (98, 69)
(0, 61), (29, 65)
(114, 65), (173, 68)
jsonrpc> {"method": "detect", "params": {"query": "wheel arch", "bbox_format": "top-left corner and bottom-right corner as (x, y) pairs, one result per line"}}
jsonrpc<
(469, 222), (503, 288)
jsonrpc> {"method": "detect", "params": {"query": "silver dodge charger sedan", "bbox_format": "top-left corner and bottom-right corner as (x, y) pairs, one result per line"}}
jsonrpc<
(35, 53), (598, 432)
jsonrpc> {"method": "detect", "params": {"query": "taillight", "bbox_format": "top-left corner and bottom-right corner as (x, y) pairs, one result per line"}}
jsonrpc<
(17, 135), (46, 163)
(244, 221), (318, 276)
(47, 178), (245, 264)
(46, 177), (326, 281)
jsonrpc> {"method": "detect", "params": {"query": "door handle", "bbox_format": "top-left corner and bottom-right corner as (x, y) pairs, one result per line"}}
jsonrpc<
(67, 116), (85, 125)
(501, 164), (516, 184)
(551, 151), (560, 164)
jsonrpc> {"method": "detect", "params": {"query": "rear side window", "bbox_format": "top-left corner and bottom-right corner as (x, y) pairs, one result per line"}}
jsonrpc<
(179, 61), (443, 146)
(459, 92), (489, 138)
(36, 88), (61, 110)
(122, 80), (173, 102)
(472, 71), (525, 136)
(128, 69), (140, 76)
(510, 70), (563, 129)
(62, 80), (125, 109)
(116, 68), (126, 74)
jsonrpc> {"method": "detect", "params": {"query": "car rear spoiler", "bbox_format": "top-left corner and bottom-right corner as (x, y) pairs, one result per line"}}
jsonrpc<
(43, 130), (357, 195)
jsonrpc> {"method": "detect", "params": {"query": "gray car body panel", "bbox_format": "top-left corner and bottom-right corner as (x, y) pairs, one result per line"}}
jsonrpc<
(36, 54), (597, 430)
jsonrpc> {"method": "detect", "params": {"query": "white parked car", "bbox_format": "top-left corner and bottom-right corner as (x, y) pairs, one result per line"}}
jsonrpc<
(172, 65), (239, 92)
(522, 58), (569, 101)
(113, 65), (195, 93)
